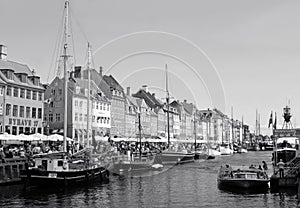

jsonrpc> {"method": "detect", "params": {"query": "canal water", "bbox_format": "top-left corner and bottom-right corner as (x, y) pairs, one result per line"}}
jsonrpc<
(0, 151), (298, 208)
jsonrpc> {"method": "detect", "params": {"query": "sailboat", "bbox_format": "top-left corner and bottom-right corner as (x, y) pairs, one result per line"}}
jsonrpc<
(20, 1), (109, 186)
(193, 111), (211, 160)
(109, 110), (160, 174)
(157, 64), (195, 165)
(220, 107), (234, 155)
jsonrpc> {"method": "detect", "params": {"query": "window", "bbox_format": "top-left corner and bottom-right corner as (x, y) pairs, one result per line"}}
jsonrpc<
(100, 104), (102, 110)
(20, 89), (25, 98)
(19, 127), (24, 134)
(55, 113), (60, 122)
(57, 160), (63, 167)
(75, 100), (78, 107)
(107, 104), (110, 111)
(13, 87), (19, 97)
(26, 90), (31, 99)
(79, 101), (83, 107)
(38, 92), (42, 101)
(96, 103), (99, 109)
(32, 107), (36, 118)
(59, 89), (62, 95)
(75, 113), (78, 121)
(32, 91), (37, 100)
(26, 107), (30, 118)
(5, 104), (11, 116)
(38, 108), (42, 119)
(6, 86), (12, 96)
(5, 125), (10, 134)
(103, 104), (106, 111)
(12, 126), (17, 135)
(0, 87), (3, 96)
(79, 113), (83, 121)
(19, 106), (24, 117)
(12, 105), (18, 117)
(49, 114), (53, 122)
(51, 89), (55, 95)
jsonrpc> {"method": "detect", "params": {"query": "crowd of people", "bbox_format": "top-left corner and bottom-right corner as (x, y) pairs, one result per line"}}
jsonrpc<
(0, 141), (87, 162)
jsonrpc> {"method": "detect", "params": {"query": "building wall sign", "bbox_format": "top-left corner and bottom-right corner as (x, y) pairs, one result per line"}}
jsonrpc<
(9, 118), (39, 127)
(273, 129), (296, 137)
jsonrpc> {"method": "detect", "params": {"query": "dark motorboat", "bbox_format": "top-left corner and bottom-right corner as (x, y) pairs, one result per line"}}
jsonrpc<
(217, 166), (269, 190)
(20, 150), (109, 187)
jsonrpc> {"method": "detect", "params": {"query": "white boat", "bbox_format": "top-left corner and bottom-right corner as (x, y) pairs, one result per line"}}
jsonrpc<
(220, 145), (233, 155)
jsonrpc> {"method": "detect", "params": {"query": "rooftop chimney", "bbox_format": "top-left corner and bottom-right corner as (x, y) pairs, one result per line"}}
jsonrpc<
(74, 66), (81, 79)
(126, 86), (131, 96)
(99, 66), (103, 77)
(142, 85), (148, 92)
(0, 45), (7, 61)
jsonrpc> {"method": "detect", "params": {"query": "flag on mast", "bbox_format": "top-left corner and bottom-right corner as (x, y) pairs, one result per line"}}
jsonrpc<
(268, 111), (273, 128)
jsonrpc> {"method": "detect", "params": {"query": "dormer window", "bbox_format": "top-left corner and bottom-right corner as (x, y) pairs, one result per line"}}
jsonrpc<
(1, 69), (14, 80)
(15, 73), (28, 83)
(28, 75), (40, 86)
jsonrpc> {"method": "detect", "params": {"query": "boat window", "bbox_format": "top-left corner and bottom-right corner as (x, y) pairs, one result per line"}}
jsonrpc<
(235, 174), (245, 178)
(57, 160), (63, 167)
(246, 174), (257, 179)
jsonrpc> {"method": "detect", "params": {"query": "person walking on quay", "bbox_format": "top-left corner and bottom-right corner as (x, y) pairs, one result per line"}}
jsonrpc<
(262, 161), (268, 171)
(277, 159), (285, 178)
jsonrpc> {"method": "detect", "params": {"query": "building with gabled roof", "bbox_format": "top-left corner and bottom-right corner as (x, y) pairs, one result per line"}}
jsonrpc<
(0, 45), (45, 135)
(44, 70), (111, 145)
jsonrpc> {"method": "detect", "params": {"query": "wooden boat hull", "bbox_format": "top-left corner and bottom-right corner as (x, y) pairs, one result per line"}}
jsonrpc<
(159, 152), (195, 165)
(218, 178), (269, 189)
(20, 166), (109, 187)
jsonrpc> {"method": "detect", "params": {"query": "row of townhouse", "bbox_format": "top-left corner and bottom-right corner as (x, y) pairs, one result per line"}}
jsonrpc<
(1, 44), (247, 144)
(44, 65), (248, 145)
(0, 45), (45, 136)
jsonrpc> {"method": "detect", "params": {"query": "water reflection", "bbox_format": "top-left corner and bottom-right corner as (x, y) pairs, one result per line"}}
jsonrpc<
(0, 151), (299, 208)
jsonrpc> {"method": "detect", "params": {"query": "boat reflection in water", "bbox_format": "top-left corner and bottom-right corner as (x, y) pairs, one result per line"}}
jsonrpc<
(217, 165), (269, 192)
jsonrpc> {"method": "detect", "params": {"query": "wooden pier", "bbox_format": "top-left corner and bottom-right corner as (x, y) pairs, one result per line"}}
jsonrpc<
(0, 157), (27, 185)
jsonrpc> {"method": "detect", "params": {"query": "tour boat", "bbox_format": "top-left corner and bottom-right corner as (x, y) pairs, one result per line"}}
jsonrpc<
(20, 1), (109, 187)
(20, 150), (109, 186)
(217, 166), (269, 190)
(110, 112), (162, 174)
(155, 64), (195, 165)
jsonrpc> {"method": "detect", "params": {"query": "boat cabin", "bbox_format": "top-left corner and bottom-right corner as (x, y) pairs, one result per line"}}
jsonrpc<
(32, 152), (69, 171)
(233, 172), (258, 179)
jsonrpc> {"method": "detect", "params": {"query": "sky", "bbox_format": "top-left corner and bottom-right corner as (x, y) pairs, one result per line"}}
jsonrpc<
(1, 0), (300, 134)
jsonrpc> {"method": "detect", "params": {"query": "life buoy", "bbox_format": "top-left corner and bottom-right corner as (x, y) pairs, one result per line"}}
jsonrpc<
(63, 160), (68, 170)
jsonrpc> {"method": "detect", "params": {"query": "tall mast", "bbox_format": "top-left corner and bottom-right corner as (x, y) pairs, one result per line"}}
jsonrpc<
(138, 112), (142, 158)
(231, 106), (234, 144)
(241, 116), (244, 144)
(62, 0), (70, 152)
(86, 42), (92, 148)
(165, 64), (170, 147)
(194, 110), (197, 151)
(255, 109), (258, 136)
(221, 116), (224, 145)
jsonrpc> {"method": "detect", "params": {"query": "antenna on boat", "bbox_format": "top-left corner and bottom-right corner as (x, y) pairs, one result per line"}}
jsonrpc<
(165, 64), (170, 148)
(62, 0), (70, 153)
